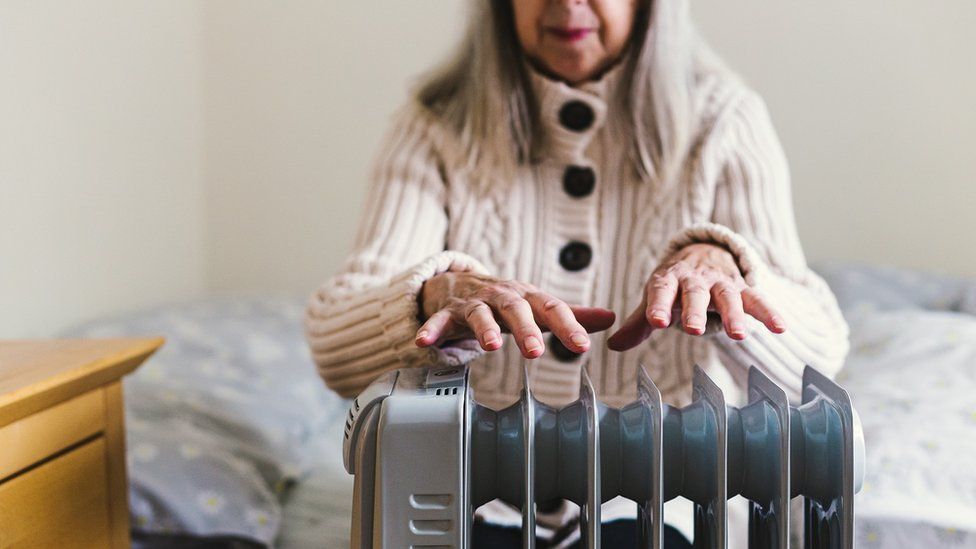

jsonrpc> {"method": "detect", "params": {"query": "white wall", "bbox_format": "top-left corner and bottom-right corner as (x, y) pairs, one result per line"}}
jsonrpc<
(0, 1), (207, 337)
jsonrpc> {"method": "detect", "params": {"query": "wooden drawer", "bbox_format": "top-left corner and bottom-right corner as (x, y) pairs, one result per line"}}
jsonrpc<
(0, 437), (111, 548)
(0, 339), (162, 549)
(0, 389), (105, 481)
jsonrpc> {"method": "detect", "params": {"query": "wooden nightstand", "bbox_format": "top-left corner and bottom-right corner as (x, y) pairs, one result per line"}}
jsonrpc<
(0, 338), (163, 548)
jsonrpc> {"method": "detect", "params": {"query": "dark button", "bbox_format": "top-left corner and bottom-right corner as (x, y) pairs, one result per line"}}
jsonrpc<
(536, 498), (564, 513)
(558, 100), (594, 132)
(548, 334), (581, 362)
(559, 241), (592, 271)
(563, 166), (595, 198)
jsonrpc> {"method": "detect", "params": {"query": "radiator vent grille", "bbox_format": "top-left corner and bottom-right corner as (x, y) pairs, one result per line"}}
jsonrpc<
(343, 407), (354, 440)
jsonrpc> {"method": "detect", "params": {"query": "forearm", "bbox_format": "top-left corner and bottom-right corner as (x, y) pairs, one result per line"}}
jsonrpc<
(305, 250), (489, 398)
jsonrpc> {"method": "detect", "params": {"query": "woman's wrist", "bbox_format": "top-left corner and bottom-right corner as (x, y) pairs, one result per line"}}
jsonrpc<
(419, 271), (465, 321)
(417, 281), (430, 323)
(662, 222), (766, 286)
(417, 275), (440, 324)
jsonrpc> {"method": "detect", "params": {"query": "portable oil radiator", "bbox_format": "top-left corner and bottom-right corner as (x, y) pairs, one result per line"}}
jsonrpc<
(343, 363), (864, 548)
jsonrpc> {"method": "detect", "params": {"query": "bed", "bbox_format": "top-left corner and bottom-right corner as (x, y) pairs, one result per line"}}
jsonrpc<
(62, 262), (976, 548)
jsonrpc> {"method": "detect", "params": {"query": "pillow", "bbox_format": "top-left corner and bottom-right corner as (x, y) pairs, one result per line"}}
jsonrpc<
(812, 260), (974, 315)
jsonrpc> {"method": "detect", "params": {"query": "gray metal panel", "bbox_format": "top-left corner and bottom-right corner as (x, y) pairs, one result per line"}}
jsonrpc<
(373, 368), (466, 547)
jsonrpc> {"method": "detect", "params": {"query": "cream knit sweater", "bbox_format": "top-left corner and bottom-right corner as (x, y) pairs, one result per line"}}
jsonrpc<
(304, 61), (850, 543)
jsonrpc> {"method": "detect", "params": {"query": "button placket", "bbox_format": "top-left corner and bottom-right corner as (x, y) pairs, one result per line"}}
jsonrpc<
(542, 94), (603, 369)
(525, 66), (619, 385)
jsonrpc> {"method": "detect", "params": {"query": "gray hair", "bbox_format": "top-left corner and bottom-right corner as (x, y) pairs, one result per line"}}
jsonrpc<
(416, 0), (727, 189)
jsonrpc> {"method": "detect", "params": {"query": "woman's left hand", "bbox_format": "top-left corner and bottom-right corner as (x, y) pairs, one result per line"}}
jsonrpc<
(606, 243), (786, 351)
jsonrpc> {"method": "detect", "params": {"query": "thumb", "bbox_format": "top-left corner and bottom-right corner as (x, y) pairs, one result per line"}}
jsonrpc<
(606, 302), (654, 352)
(569, 306), (616, 333)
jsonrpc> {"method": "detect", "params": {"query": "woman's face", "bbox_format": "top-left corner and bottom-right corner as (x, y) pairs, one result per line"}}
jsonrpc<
(512, 0), (638, 85)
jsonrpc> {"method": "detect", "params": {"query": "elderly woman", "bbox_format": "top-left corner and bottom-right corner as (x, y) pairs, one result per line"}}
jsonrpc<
(305, 0), (849, 547)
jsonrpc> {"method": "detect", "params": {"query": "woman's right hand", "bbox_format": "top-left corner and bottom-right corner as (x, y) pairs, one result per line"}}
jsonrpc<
(415, 271), (616, 359)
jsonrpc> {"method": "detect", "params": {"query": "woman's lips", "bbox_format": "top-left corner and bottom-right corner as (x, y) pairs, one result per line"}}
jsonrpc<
(546, 27), (594, 42)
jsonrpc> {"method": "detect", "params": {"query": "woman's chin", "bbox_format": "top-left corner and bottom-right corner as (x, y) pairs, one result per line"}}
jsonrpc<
(531, 43), (603, 83)
(544, 59), (604, 85)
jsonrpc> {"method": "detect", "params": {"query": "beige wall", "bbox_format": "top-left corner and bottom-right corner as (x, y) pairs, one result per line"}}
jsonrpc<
(205, 1), (976, 298)
(0, 1), (207, 337)
(3, 2), (974, 336)
(201, 1), (466, 295)
(692, 0), (976, 276)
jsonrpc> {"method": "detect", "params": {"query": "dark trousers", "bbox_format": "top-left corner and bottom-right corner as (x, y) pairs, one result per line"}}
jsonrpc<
(472, 519), (692, 548)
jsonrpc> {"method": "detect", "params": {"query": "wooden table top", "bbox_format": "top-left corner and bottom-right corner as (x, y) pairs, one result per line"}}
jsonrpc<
(0, 338), (164, 428)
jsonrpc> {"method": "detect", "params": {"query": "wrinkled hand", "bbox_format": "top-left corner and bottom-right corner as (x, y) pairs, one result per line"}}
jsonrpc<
(416, 271), (616, 359)
(607, 243), (785, 351)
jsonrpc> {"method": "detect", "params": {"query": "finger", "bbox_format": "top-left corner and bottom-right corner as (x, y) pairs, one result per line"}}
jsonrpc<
(489, 294), (545, 359)
(742, 287), (787, 333)
(527, 292), (589, 353)
(462, 300), (503, 351)
(606, 300), (654, 352)
(416, 309), (455, 347)
(645, 272), (680, 328)
(570, 306), (617, 333)
(711, 282), (747, 340)
(680, 275), (711, 335)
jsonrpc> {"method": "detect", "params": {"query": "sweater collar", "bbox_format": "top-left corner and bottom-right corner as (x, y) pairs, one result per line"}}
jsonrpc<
(525, 57), (627, 160)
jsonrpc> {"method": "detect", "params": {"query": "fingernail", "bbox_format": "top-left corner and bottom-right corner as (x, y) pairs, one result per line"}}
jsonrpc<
(570, 333), (589, 347)
(686, 315), (704, 330)
(730, 322), (745, 337)
(524, 335), (542, 353)
(416, 330), (428, 341)
(771, 316), (785, 329)
(651, 310), (669, 324)
(484, 330), (501, 347)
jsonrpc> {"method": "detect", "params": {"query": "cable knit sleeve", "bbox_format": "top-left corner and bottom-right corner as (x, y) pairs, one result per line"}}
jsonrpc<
(663, 91), (850, 400)
(304, 105), (489, 398)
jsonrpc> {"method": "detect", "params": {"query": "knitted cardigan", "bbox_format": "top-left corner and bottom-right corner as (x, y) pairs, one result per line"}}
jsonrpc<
(304, 61), (850, 544)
